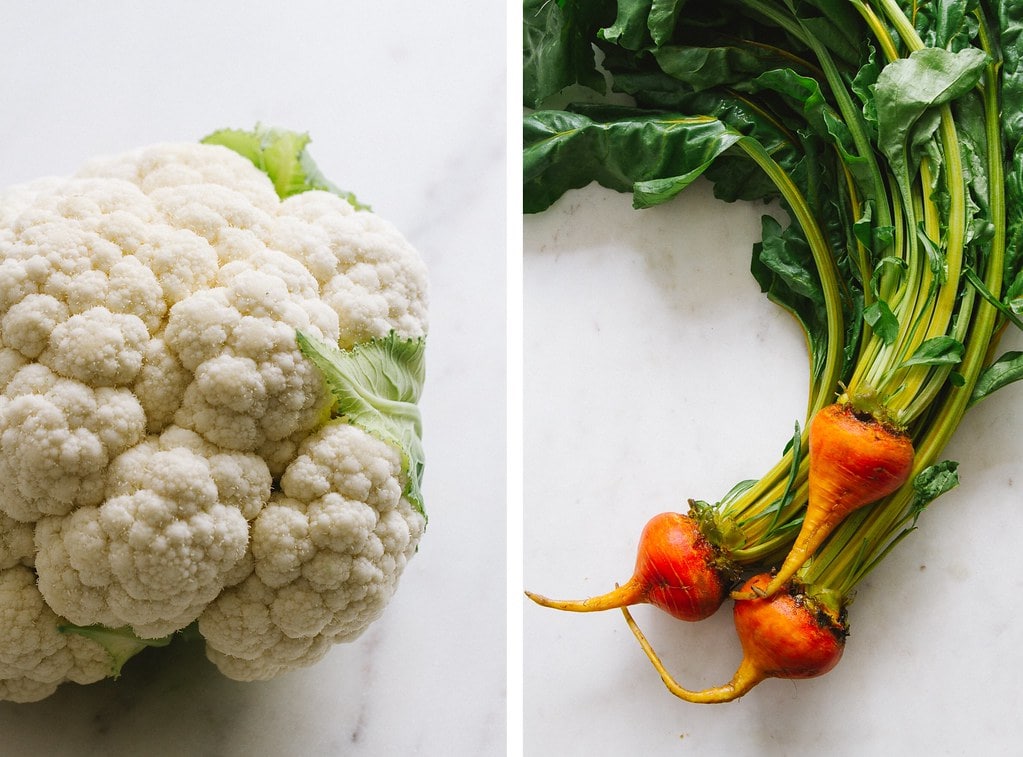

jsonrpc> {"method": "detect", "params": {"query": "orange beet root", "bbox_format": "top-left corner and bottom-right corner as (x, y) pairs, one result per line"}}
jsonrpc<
(525, 512), (729, 622)
(734, 399), (914, 600)
(623, 573), (847, 703)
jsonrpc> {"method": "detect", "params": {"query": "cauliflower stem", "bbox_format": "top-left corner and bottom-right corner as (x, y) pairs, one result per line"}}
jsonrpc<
(57, 622), (178, 678)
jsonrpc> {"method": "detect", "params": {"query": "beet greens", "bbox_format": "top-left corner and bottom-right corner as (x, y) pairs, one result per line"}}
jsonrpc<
(524, 0), (1023, 700)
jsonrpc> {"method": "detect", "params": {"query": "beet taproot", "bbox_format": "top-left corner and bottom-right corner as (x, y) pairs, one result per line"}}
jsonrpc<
(526, 511), (731, 622)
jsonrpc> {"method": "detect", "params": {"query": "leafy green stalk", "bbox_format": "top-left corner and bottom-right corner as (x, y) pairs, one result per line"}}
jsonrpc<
(202, 124), (368, 209)
(733, 135), (847, 412)
(845, 7), (985, 421)
(803, 4), (1008, 602)
(296, 330), (427, 517)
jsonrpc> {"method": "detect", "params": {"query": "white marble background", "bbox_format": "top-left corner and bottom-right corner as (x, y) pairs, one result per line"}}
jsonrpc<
(0, 2), (507, 755)
(524, 181), (1023, 756)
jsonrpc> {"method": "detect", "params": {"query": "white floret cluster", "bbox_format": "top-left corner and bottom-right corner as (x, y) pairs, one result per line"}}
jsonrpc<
(0, 142), (428, 701)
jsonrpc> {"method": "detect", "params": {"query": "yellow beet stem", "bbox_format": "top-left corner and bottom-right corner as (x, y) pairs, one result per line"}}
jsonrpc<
(733, 401), (914, 601)
(732, 509), (844, 600)
(621, 606), (764, 704)
(524, 581), (643, 613)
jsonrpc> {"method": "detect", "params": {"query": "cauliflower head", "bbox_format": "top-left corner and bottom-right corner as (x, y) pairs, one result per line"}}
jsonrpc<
(0, 127), (429, 701)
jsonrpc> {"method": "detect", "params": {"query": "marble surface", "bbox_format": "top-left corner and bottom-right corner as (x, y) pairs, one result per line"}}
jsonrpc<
(523, 181), (1023, 756)
(0, 2), (506, 755)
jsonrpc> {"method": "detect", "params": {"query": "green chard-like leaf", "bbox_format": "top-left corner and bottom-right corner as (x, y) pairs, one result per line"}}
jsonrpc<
(599, 0), (686, 49)
(970, 350), (1023, 406)
(901, 335), (966, 368)
(863, 299), (898, 344)
(797, 1), (864, 67)
(202, 125), (368, 209)
(750, 213), (829, 374)
(751, 68), (874, 194)
(912, 461), (961, 507)
(600, 0), (653, 50)
(998, 0), (1023, 146)
(523, 108), (743, 212)
(874, 47), (988, 199)
(1004, 142), (1023, 293)
(523, 0), (614, 107)
(914, 0), (979, 51)
(652, 44), (782, 92)
(853, 201), (892, 254)
(296, 330), (427, 517)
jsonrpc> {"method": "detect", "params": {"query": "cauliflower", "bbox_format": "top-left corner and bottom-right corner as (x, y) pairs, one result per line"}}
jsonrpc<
(0, 127), (429, 701)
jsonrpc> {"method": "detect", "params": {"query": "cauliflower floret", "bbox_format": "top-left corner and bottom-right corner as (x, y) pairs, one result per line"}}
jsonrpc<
(0, 142), (426, 460)
(273, 191), (429, 347)
(78, 142), (282, 216)
(164, 268), (336, 455)
(134, 338), (192, 432)
(0, 565), (111, 703)
(35, 429), (271, 638)
(0, 134), (429, 700)
(198, 421), (425, 680)
(0, 514), (34, 569)
(0, 364), (146, 520)
(1, 293), (67, 358)
(42, 306), (150, 387)
(130, 226), (220, 306)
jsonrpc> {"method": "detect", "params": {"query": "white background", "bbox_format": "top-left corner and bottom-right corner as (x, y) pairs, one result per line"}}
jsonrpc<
(0, 2), (507, 755)
(524, 180), (1023, 756)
